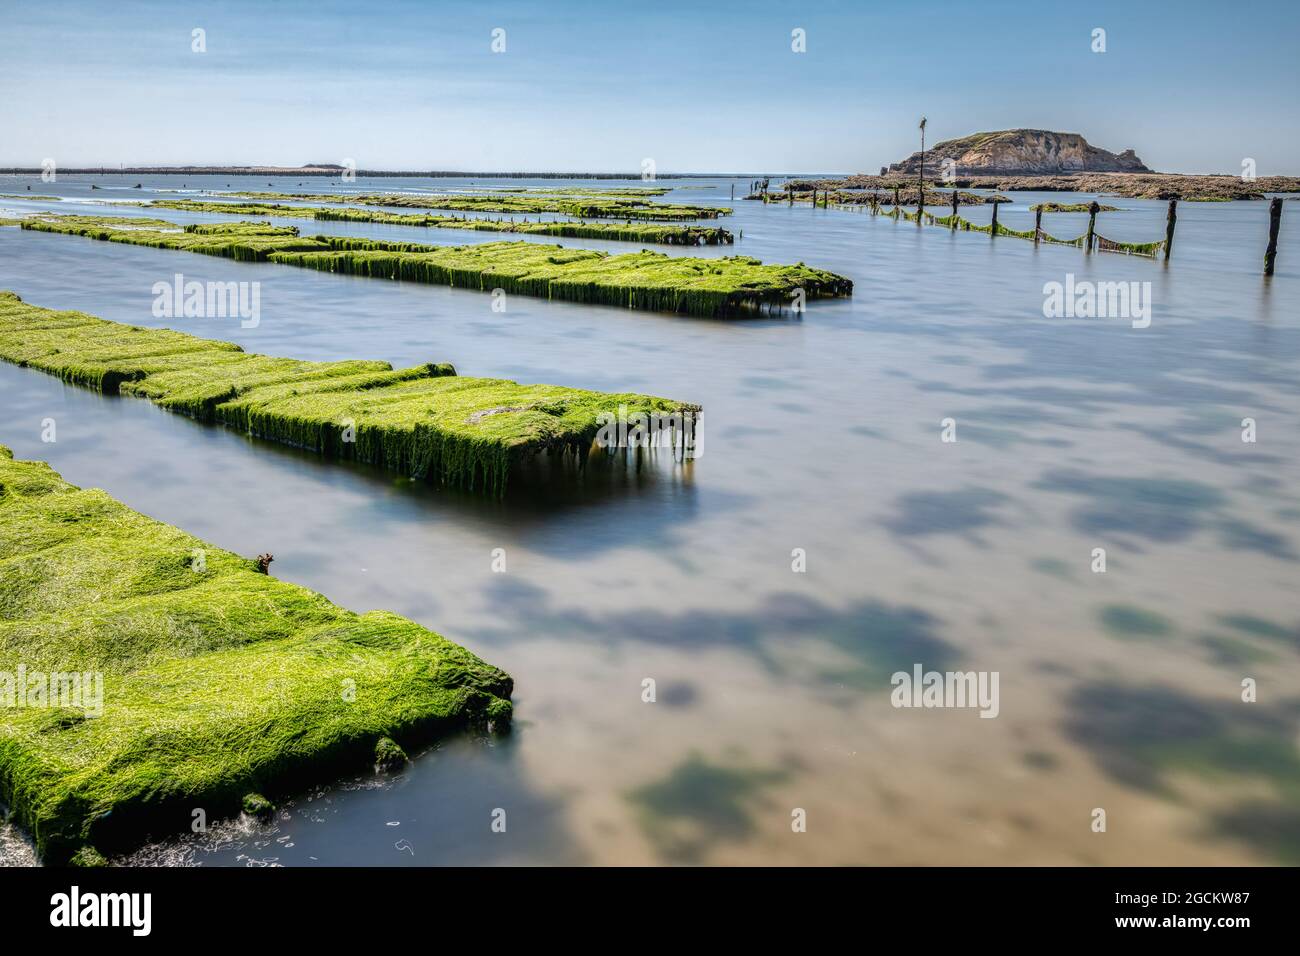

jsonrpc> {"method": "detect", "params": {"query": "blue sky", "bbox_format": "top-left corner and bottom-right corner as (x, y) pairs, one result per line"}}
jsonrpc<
(2, 0), (1297, 173)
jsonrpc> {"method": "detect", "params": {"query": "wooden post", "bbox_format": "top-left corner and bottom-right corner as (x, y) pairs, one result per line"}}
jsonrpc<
(950, 189), (958, 228)
(1264, 198), (1282, 276)
(990, 199), (999, 237)
(1085, 201), (1100, 252)
(893, 185), (900, 210)
(1034, 206), (1043, 243)
(918, 137), (924, 219)
(1164, 199), (1177, 260)
(788, 184), (793, 206)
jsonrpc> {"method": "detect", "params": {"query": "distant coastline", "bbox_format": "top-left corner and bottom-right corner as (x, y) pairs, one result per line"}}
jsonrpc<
(0, 166), (780, 179)
(3, 165), (1297, 201)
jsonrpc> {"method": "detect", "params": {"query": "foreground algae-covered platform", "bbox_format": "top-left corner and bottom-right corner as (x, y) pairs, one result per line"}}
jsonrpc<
(0, 443), (512, 864)
(0, 292), (697, 496)
(19, 215), (852, 317)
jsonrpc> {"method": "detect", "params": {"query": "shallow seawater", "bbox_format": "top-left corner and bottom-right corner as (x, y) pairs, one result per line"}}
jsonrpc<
(1, 174), (1297, 866)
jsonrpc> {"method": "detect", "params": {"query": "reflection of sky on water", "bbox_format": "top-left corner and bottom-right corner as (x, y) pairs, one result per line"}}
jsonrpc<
(1, 174), (1297, 865)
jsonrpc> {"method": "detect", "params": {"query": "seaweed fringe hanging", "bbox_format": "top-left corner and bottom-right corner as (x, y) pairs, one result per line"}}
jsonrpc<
(19, 216), (852, 318)
(0, 291), (699, 498)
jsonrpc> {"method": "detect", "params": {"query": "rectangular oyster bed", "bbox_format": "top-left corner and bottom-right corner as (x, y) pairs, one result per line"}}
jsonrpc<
(0, 292), (699, 497)
(0, 443), (512, 864)
(18, 216), (852, 317)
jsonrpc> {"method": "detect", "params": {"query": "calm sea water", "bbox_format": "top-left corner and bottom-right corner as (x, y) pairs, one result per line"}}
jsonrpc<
(1, 175), (1297, 866)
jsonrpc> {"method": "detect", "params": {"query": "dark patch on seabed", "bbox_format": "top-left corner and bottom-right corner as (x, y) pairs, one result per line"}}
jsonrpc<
(1063, 682), (1300, 862)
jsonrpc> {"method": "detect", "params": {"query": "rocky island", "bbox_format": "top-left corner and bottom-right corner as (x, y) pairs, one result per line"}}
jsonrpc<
(883, 129), (1152, 176)
(777, 128), (1300, 201)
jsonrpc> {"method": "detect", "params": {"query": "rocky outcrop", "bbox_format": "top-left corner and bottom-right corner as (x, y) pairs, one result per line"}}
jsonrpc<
(885, 129), (1152, 176)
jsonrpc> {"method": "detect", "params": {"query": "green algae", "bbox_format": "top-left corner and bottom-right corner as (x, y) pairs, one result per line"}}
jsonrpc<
(887, 206), (1162, 256)
(0, 292), (698, 497)
(241, 793), (275, 818)
(763, 187), (1004, 207)
(518, 186), (671, 198)
(223, 190), (729, 220)
(0, 443), (513, 863)
(317, 210), (734, 245)
(68, 846), (109, 867)
(1030, 202), (1121, 213)
(20, 216), (850, 317)
(149, 199), (734, 245)
(1093, 233), (1166, 257)
(374, 736), (408, 770)
(465, 186), (672, 198)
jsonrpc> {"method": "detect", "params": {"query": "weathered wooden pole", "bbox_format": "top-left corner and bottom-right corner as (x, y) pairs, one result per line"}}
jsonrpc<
(990, 199), (999, 237)
(1264, 198), (1282, 276)
(950, 189), (959, 227)
(1085, 201), (1100, 252)
(1034, 206), (1043, 243)
(1164, 199), (1177, 260)
(893, 184), (900, 210)
(918, 116), (926, 225)
(788, 183), (793, 206)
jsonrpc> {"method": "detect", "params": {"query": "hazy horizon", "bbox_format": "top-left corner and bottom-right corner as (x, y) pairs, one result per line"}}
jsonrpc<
(2, 0), (1298, 175)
